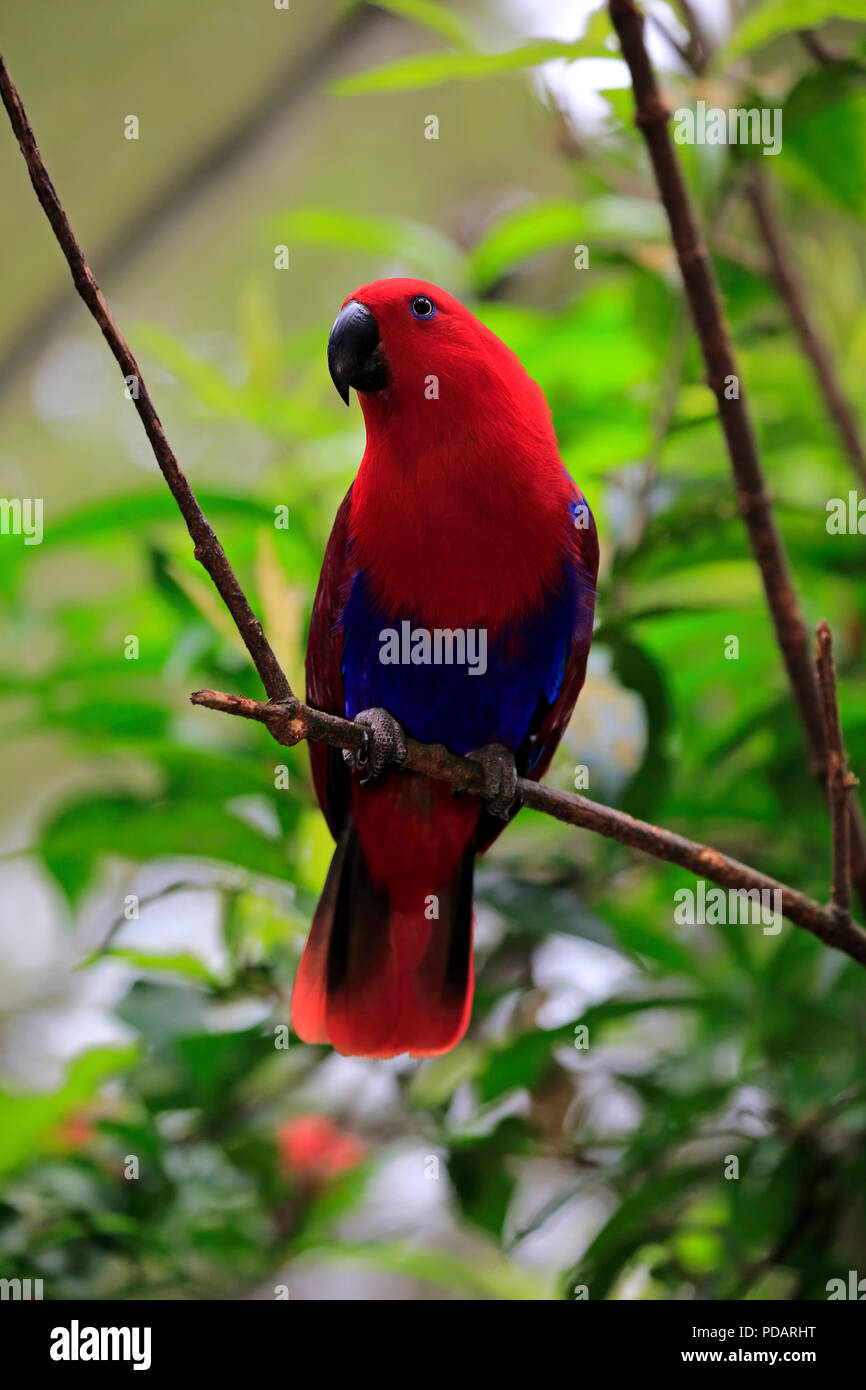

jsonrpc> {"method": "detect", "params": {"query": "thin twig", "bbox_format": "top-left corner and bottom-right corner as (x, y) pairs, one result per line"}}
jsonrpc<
(607, 0), (866, 906)
(798, 29), (842, 67)
(815, 621), (855, 927)
(673, 7), (866, 487)
(746, 168), (866, 488)
(3, 40), (866, 970)
(646, 11), (691, 67)
(675, 0), (710, 72)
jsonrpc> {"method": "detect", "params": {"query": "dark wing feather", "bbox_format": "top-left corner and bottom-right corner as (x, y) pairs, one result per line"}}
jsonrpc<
(476, 494), (598, 854)
(305, 485), (355, 839)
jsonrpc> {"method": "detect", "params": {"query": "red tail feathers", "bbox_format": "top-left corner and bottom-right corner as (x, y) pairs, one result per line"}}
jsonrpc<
(292, 825), (475, 1058)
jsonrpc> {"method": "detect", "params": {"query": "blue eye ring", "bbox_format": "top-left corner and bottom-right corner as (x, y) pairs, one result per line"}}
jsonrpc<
(410, 294), (436, 319)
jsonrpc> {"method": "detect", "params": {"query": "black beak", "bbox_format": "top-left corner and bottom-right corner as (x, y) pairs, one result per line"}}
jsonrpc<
(327, 300), (387, 406)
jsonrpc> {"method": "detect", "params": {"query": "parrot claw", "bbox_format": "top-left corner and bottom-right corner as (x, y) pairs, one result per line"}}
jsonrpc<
(343, 707), (408, 785)
(463, 743), (519, 820)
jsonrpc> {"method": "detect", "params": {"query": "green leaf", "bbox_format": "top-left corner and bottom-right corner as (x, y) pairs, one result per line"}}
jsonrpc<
(332, 38), (611, 96)
(409, 1043), (485, 1105)
(602, 632), (673, 818)
(449, 1144), (516, 1239)
(470, 202), (590, 291)
(135, 325), (333, 438)
(0, 1046), (139, 1179)
(263, 207), (465, 286)
(725, 1), (866, 58)
(469, 197), (666, 291)
(478, 1025), (571, 1103)
(576, 1165), (709, 1297)
(371, 0), (476, 51)
(40, 792), (296, 904)
(476, 998), (722, 1104)
(781, 65), (866, 214)
(174, 1029), (274, 1108)
(299, 1164), (371, 1237)
(0, 490), (275, 597)
(293, 1240), (553, 1300)
(608, 918), (703, 976)
(85, 948), (221, 986)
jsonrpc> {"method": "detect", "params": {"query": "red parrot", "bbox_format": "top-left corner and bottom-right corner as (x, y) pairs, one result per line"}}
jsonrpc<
(293, 279), (597, 1058)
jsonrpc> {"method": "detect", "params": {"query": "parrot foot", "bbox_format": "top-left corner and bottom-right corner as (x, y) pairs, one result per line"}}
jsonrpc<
(342, 707), (408, 785)
(464, 743), (519, 820)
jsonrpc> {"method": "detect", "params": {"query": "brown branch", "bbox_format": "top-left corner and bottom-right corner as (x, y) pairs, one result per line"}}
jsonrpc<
(798, 30), (842, 67)
(672, 7), (866, 487)
(607, 0), (866, 908)
(4, 35), (866, 971)
(646, 12), (691, 67)
(674, 0), (711, 73)
(746, 168), (866, 488)
(816, 621), (856, 927)
(190, 686), (866, 963)
(0, 51), (289, 704)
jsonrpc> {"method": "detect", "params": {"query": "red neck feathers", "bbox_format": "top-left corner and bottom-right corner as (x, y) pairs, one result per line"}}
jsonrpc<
(344, 280), (574, 631)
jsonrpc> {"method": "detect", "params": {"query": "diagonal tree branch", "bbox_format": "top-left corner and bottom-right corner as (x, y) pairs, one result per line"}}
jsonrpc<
(745, 167), (866, 489)
(798, 29), (844, 67)
(816, 621), (856, 927)
(671, 3), (866, 487)
(607, 0), (866, 908)
(3, 40), (866, 970)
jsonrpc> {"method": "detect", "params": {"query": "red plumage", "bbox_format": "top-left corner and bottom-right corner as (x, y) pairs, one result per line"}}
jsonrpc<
(294, 279), (598, 1057)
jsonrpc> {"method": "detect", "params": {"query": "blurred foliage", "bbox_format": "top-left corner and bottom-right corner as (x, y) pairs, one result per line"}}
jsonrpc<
(2, 0), (866, 1300)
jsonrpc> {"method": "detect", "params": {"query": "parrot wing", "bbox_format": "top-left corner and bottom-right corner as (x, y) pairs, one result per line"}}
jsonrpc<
(475, 488), (599, 854)
(304, 484), (354, 839)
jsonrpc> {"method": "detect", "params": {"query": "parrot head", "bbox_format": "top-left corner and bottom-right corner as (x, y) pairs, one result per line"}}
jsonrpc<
(326, 277), (555, 448)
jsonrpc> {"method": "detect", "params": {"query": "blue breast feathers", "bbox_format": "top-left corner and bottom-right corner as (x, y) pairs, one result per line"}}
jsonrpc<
(339, 558), (580, 757)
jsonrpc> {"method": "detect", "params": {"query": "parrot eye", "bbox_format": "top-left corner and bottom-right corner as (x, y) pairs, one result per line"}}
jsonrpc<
(410, 295), (436, 320)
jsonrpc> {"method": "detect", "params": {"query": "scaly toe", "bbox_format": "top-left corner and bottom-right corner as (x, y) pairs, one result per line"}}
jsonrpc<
(465, 743), (519, 820)
(342, 708), (408, 784)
